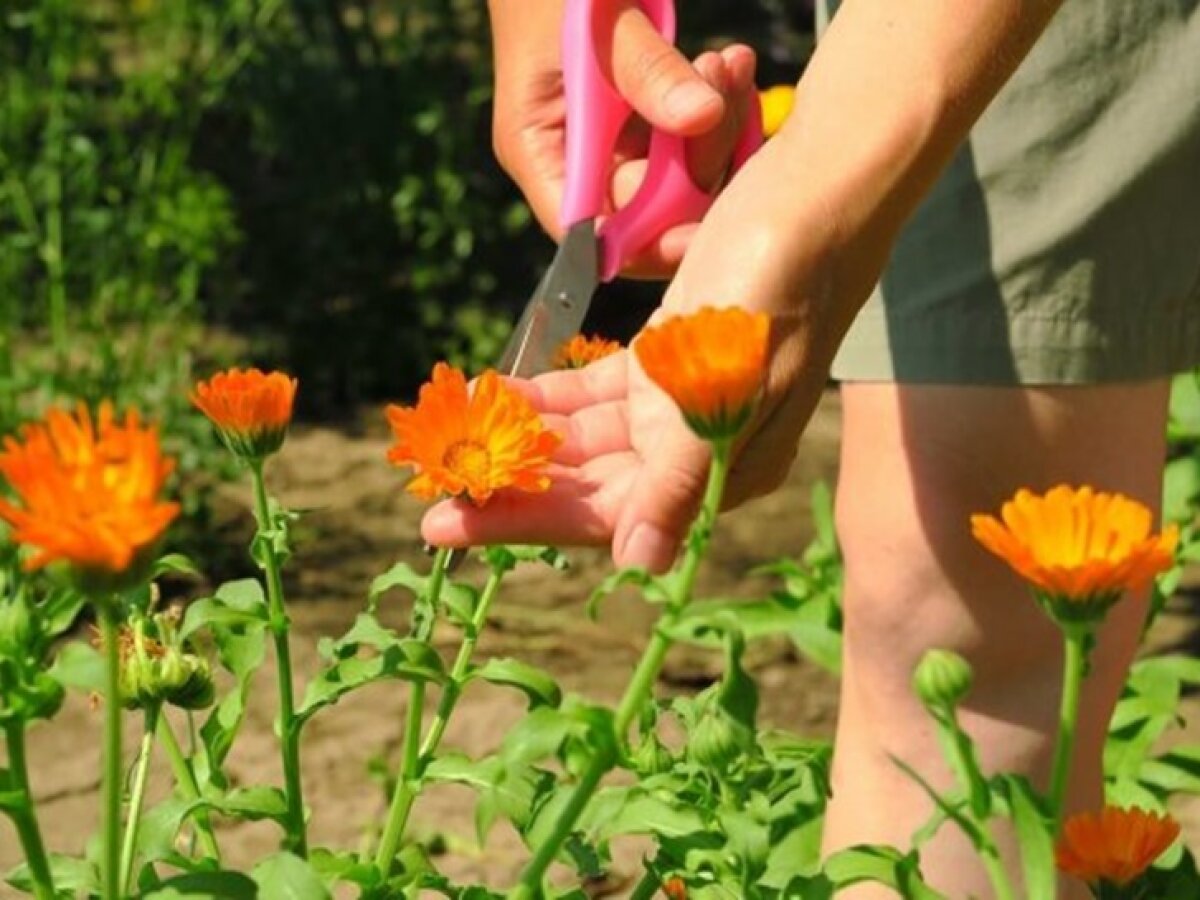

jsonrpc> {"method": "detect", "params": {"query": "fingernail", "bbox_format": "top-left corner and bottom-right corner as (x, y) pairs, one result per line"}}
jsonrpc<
(664, 81), (721, 123)
(620, 523), (677, 572)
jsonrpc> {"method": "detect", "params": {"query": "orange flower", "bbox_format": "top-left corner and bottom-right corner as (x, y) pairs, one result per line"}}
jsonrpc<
(662, 876), (687, 900)
(760, 85), (796, 138)
(191, 368), (297, 461)
(971, 486), (1177, 620)
(1056, 807), (1180, 887)
(634, 306), (769, 441)
(385, 363), (560, 504)
(0, 403), (179, 583)
(554, 334), (621, 370)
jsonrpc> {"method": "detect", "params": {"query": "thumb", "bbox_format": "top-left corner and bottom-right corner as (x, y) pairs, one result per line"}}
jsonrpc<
(602, 3), (724, 136)
(614, 424), (712, 573)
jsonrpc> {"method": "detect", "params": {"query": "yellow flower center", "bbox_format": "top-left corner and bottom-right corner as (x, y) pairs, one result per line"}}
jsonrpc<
(443, 440), (491, 485)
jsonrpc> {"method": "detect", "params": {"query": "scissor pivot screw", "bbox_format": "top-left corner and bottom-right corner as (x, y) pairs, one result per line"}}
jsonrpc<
(556, 293), (573, 309)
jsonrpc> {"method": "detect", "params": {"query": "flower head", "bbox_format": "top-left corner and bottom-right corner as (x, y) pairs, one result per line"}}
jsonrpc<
(760, 85), (796, 138)
(662, 877), (687, 900)
(0, 403), (179, 586)
(554, 334), (621, 370)
(1056, 806), (1179, 888)
(191, 368), (297, 461)
(634, 306), (769, 441)
(385, 363), (560, 504)
(971, 485), (1177, 624)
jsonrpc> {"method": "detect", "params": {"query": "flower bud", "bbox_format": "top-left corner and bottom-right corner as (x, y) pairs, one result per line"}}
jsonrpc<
(687, 703), (752, 772)
(913, 649), (974, 712)
(0, 594), (35, 659)
(630, 732), (674, 776)
(116, 627), (214, 712)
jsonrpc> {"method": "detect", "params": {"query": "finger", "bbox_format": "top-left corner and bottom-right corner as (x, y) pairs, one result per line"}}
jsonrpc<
(617, 223), (697, 281)
(720, 44), (757, 95)
(602, 3), (724, 136)
(612, 419), (712, 574)
(421, 454), (635, 548)
(543, 401), (632, 466)
(685, 52), (755, 194)
(503, 352), (628, 415)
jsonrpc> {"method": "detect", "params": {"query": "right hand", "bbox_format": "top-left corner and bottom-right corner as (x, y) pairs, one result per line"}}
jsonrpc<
(487, 0), (758, 279)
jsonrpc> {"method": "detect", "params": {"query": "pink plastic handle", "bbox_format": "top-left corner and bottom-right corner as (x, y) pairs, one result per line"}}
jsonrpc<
(598, 93), (764, 281)
(560, 0), (675, 230)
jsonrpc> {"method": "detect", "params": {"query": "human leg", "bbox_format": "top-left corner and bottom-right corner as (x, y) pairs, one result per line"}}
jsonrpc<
(823, 379), (1171, 898)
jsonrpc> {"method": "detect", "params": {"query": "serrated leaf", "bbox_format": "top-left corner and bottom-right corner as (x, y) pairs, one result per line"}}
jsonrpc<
(368, 562), (428, 609)
(251, 852), (330, 900)
(469, 658), (562, 709)
(142, 870), (258, 899)
(5, 854), (99, 895)
(296, 639), (445, 726)
(587, 567), (675, 619)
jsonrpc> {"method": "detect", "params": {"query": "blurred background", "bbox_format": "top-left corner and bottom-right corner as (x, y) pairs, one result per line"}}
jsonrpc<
(0, 0), (812, 446)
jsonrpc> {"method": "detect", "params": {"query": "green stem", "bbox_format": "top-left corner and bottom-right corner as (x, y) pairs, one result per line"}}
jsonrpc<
(373, 546), (452, 874)
(978, 843), (1017, 900)
(508, 442), (732, 899)
(119, 705), (159, 895)
(99, 609), (123, 900)
(157, 716), (222, 862)
(3, 721), (56, 900)
(628, 871), (661, 900)
(1050, 628), (1087, 828)
(250, 461), (307, 857)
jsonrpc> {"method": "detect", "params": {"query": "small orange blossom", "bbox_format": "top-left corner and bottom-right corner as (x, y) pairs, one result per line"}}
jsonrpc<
(385, 363), (560, 504)
(554, 334), (621, 369)
(634, 306), (769, 441)
(192, 368), (297, 461)
(0, 403), (179, 579)
(971, 486), (1177, 613)
(760, 85), (796, 138)
(1056, 806), (1180, 887)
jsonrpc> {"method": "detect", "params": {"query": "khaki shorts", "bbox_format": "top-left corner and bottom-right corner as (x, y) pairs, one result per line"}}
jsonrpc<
(822, 0), (1200, 385)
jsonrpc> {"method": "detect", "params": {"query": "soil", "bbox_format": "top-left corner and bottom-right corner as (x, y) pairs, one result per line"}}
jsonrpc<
(2, 389), (1198, 897)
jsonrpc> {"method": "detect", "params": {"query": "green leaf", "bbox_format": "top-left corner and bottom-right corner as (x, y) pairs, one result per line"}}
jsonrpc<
(824, 846), (945, 899)
(5, 854), (99, 896)
(152, 553), (203, 579)
(251, 852), (331, 900)
(198, 623), (267, 788)
(483, 545), (569, 575)
(587, 568), (676, 619)
(1163, 456), (1200, 525)
(209, 786), (289, 822)
(368, 562), (429, 610)
(996, 775), (1054, 900)
(143, 871), (258, 899)
(297, 639), (445, 726)
(48, 640), (106, 693)
(587, 787), (706, 840)
(180, 596), (268, 640)
(469, 658), (562, 709)
(810, 480), (837, 553)
(424, 752), (555, 843)
(39, 588), (86, 639)
(308, 849), (382, 890)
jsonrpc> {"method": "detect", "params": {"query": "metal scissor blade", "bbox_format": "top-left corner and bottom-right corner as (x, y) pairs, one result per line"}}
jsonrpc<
(499, 220), (600, 377)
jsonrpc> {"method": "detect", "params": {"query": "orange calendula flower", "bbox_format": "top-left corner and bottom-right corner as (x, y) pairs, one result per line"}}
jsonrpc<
(385, 363), (560, 504)
(634, 306), (769, 442)
(554, 334), (621, 370)
(191, 367), (297, 461)
(971, 485), (1177, 623)
(1056, 807), (1180, 888)
(662, 876), (687, 900)
(0, 403), (179, 585)
(760, 85), (796, 138)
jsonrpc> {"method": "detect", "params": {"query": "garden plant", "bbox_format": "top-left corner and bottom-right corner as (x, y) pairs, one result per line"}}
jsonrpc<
(2, 309), (1200, 899)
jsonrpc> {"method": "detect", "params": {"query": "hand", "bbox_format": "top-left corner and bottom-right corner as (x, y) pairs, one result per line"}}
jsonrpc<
(422, 138), (858, 571)
(487, 0), (758, 279)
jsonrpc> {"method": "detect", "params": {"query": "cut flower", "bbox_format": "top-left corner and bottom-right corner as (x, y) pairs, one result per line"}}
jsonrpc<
(634, 306), (769, 441)
(1056, 806), (1180, 888)
(554, 334), (621, 369)
(0, 403), (179, 582)
(971, 485), (1176, 622)
(192, 367), (297, 461)
(385, 363), (560, 504)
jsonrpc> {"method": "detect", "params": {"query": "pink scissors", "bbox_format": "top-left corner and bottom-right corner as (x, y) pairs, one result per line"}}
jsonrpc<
(497, 0), (765, 377)
(438, 0), (762, 569)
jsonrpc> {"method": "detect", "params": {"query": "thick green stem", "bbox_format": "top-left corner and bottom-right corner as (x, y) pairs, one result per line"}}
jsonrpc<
(1050, 629), (1087, 828)
(119, 705), (159, 895)
(978, 843), (1017, 900)
(373, 546), (452, 874)
(157, 716), (222, 862)
(3, 721), (56, 900)
(99, 610), (123, 900)
(628, 871), (661, 900)
(250, 461), (307, 857)
(508, 442), (732, 899)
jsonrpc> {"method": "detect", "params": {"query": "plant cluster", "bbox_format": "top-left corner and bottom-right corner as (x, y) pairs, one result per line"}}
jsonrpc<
(1, 318), (1199, 899)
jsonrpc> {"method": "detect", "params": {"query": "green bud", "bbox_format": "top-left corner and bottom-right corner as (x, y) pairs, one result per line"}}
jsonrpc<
(630, 732), (674, 776)
(687, 702), (752, 772)
(119, 633), (215, 712)
(913, 649), (974, 712)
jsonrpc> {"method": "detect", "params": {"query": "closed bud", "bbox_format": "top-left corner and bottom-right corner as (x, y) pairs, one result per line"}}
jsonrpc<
(631, 732), (674, 776)
(0, 594), (35, 658)
(116, 626), (215, 712)
(913, 649), (974, 712)
(687, 702), (752, 772)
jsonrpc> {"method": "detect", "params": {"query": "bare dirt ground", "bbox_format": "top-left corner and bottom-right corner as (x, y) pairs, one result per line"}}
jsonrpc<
(3, 389), (1199, 896)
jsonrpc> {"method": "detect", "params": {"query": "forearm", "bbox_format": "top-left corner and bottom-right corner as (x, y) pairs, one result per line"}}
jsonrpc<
(671, 0), (1065, 353)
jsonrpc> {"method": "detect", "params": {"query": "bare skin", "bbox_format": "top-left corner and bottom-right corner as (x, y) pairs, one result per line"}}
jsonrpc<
(426, 0), (1162, 895)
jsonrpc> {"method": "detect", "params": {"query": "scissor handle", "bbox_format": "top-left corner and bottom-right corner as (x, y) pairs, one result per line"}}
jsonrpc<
(560, 0), (765, 281)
